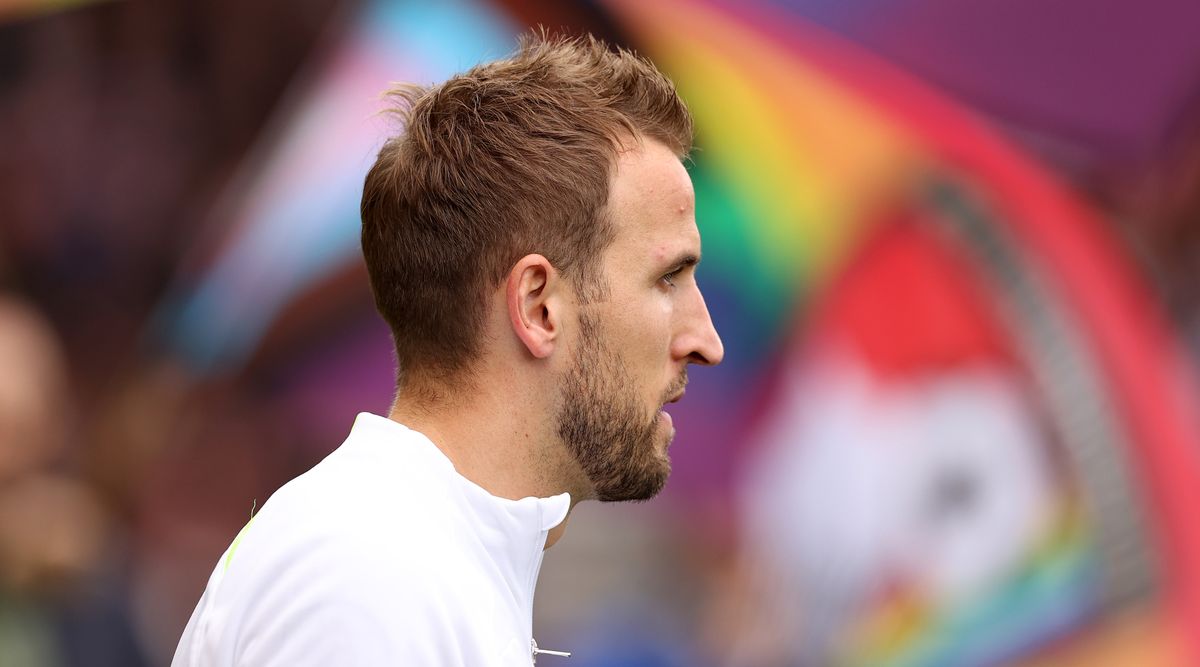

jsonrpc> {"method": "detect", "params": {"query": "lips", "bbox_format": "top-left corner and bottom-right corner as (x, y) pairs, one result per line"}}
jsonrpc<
(659, 389), (684, 431)
(659, 374), (687, 431)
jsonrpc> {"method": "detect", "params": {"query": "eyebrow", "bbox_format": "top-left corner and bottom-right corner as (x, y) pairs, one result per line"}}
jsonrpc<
(665, 253), (700, 273)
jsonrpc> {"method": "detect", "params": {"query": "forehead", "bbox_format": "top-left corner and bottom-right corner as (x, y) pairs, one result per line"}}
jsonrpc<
(606, 139), (699, 256)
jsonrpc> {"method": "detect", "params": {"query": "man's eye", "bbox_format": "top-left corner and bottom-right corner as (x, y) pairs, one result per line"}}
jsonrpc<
(661, 269), (682, 287)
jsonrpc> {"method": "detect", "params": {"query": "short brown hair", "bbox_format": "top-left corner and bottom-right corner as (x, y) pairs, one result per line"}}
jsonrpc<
(360, 32), (693, 389)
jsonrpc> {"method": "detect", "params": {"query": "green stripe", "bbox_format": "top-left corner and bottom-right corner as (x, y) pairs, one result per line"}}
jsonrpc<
(224, 513), (258, 572)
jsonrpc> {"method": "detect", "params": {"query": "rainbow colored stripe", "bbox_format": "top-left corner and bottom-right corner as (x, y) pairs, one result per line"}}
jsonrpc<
(619, 0), (917, 285)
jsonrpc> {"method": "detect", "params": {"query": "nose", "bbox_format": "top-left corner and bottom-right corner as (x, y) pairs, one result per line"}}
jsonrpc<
(674, 285), (724, 366)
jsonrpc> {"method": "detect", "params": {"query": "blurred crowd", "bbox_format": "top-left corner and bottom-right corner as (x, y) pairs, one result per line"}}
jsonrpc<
(1, 1), (1199, 665)
(0, 1), (347, 663)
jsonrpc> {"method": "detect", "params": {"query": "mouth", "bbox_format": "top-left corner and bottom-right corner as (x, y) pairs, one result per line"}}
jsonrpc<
(658, 372), (689, 431)
(658, 389), (685, 431)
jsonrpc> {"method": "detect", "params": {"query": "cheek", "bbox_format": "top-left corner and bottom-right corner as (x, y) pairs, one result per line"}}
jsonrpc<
(627, 298), (673, 350)
(605, 287), (676, 364)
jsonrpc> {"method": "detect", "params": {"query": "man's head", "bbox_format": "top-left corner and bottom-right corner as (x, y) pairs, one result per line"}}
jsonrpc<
(362, 32), (692, 389)
(362, 33), (722, 501)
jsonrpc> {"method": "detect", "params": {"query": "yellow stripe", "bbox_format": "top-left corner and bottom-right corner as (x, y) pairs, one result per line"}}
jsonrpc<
(224, 513), (258, 572)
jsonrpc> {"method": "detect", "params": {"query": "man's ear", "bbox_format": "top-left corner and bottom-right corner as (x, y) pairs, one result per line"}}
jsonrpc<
(506, 254), (562, 359)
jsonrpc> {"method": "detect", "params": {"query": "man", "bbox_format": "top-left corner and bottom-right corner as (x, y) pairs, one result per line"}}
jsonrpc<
(173, 32), (722, 666)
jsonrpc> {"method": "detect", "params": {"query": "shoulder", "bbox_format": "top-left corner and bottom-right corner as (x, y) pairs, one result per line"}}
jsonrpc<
(229, 444), (463, 587)
(176, 419), (501, 666)
(190, 477), (476, 665)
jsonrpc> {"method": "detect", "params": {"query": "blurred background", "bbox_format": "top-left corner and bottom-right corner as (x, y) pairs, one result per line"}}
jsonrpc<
(3, 0), (1200, 665)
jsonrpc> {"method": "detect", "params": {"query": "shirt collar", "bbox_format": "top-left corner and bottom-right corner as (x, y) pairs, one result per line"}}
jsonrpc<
(349, 412), (571, 532)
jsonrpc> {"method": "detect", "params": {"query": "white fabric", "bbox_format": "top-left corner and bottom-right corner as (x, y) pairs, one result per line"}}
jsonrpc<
(172, 412), (571, 666)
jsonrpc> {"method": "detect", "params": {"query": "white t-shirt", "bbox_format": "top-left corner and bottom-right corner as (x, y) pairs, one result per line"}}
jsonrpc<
(172, 412), (571, 666)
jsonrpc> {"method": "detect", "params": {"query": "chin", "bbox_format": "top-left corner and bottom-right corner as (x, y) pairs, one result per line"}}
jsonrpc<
(596, 457), (671, 503)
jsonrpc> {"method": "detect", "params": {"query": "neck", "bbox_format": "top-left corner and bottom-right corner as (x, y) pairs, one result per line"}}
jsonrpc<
(387, 370), (590, 547)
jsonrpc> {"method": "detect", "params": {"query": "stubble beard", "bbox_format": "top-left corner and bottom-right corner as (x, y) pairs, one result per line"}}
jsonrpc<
(556, 311), (682, 502)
